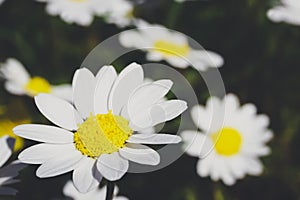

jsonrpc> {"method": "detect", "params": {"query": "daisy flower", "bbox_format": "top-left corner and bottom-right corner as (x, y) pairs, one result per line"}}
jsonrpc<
(181, 94), (273, 185)
(267, 0), (300, 26)
(35, 0), (109, 26)
(0, 58), (72, 101)
(63, 180), (128, 200)
(119, 20), (224, 71)
(102, 0), (135, 27)
(0, 119), (30, 152)
(14, 63), (187, 193)
(0, 136), (27, 195)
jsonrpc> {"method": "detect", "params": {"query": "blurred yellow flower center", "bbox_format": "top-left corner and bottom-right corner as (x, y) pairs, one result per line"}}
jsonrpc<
(126, 9), (134, 19)
(24, 77), (52, 96)
(211, 127), (242, 156)
(153, 40), (190, 57)
(0, 119), (30, 151)
(74, 111), (132, 158)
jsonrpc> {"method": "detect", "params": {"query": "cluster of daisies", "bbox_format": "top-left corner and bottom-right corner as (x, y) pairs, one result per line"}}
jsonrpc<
(0, 63), (273, 198)
(1, 0), (295, 199)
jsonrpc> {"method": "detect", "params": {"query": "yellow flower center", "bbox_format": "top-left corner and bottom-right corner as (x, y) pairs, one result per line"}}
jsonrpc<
(126, 9), (134, 19)
(211, 127), (242, 156)
(0, 119), (30, 151)
(74, 111), (132, 159)
(153, 40), (190, 57)
(24, 77), (52, 96)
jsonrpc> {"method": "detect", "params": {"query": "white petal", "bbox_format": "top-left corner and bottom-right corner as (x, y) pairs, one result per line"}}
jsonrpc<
(0, 58), (30, 86)
(0, 136), (13, 167)
(196, 155), (214, 177)
(96, 152), (128, 181)
(35, 94), (82, 131)
(130, 100), (187, 130)
(127, 80), (173, 120)
(127, 133), (181, 144)
(13, 124), (73, 143)
(18, 143), (74, 164)
(94, 66), (117, 114)
(224, 93), (240, 113)
(72, 68), (96, 119)
(188, 50), (224, 71)
(245, 157), (263, 176)
(181, 131), (213, 158)
(36, 145), (83, 178)
(51, 84), (73, 102)
(119, 144), (160, 166)
(109, 63), (144, 115)
(73, 156), (101, 193)
(4, 82), (26, 95)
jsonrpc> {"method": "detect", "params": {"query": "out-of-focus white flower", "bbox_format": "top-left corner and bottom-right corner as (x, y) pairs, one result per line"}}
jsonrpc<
(103, 0), (135, 27)
(267, 0), (300, 25)
(119, 20), (224, 71)
(35, 0), (135, 27)
(0, 136), (26, 195)
(0, 0), (5, 5)
(35, 0), (108, 26)
(14, 63), (186, 193)
(0, 58), (72, 101)
(181, 94), (273, 185)
(63, 180), (128, 200)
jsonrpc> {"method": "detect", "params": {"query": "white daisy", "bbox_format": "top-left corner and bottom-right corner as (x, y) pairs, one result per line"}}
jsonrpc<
(181, 94), (273, 185)
(63, 180), (128, 200)
(103, 0), (135, 27)
(267, 0), (300, 25)
(0, 136), (26, 195)
(119, 20), (224, 71)
(0, 58), (72, 101)
(35, 0), (108, 26)
(14, 63), (187, 193)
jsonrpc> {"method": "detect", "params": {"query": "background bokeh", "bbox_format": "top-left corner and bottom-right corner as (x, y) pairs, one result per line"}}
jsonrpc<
(0, 0), (300, 199)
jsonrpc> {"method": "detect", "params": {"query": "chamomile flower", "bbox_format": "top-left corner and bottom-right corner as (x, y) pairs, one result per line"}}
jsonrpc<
(119, 20), (224, 71)
(35, 0), (108, 26)
(14, 63), (187, 193)
(63, 180), (128, 200)
(181, 94), (273, 185)
(0, 58), (72, 101)
(0, 119), (30, 152)
(267, 0), (300, 25)
(103, 0), (135, 27)
(0, 136), (26, 195)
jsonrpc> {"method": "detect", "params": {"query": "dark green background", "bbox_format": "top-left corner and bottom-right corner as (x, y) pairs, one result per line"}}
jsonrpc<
(0, 0), (300, 199)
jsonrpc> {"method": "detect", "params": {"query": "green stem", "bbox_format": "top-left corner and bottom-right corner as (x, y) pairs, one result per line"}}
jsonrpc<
(165, 1), (183, 29)
(213, 183), (224, 200)
(105, 181), (115, 200)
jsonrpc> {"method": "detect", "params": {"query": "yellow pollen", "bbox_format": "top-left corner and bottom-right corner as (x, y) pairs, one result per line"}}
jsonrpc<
(153, 40), (190, 57)
(126, 9), (134, 19)
(74, 111), (132, 158)
(211, 127), (242, 156)
(0, 119), (30, 151)
(24, 77), (52, 96)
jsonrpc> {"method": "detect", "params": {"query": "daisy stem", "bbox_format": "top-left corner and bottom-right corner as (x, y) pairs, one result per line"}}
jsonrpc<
(165, 1), (182, 29)
(213, 183), (224, 200)
(105, 181), (115, 200)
